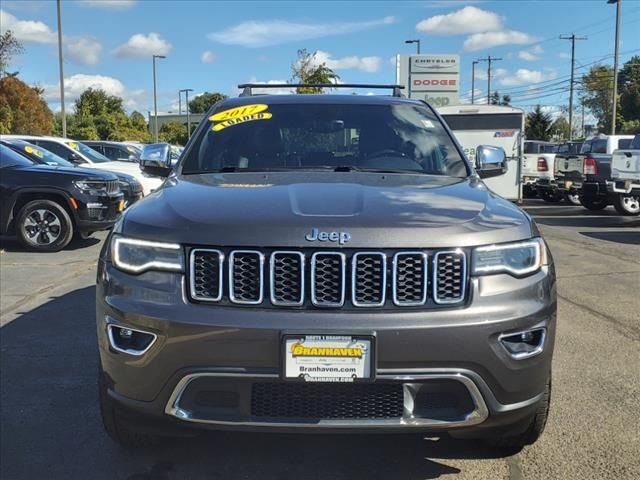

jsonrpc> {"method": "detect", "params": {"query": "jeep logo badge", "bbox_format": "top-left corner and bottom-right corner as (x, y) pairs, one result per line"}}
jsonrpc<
(305, 228), (351, 245)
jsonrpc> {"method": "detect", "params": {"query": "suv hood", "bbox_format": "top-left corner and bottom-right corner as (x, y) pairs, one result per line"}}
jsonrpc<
(25, 164), (118, 180)
(120, 172), (532, 248)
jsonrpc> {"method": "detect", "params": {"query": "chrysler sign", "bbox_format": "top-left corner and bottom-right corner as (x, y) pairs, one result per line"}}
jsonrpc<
(396, 54), (460, 105)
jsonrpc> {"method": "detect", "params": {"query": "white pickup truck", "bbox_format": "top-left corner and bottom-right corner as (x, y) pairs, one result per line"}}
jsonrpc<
(607, 133), (640, 215)
(521, 140), (557, 201)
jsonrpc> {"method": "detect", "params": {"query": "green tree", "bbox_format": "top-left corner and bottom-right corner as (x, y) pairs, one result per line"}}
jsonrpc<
(551, 116), (571, 140)
(619, 56), (640, 126)
(0, 30), (24, 75)
(0, 76), (53, 134)
(291, 49), (340, 94)
(525, 105), (553, 141)
(580, 65), (618, 133)
(159, 121), (187, 145)
(490, 91), (511, 106)
(188, 92), (228, 113)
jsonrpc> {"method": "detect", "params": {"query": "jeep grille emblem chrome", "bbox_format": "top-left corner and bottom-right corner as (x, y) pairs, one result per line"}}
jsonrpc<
(305, 228), (351, 245)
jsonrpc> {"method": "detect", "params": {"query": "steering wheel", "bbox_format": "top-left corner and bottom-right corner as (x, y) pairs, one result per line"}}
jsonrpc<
(367, 149), (407, 159)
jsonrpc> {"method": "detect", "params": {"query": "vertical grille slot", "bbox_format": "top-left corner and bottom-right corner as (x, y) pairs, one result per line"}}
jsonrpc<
(190, 249), (224, 301)
(229, 250), (264, 304)
(433, 251), (466, 304)
(270, 252), (305, 306)
(311, 252), (346, 307)
(352, 252), (386, 307)
(393, 252), (428, 306)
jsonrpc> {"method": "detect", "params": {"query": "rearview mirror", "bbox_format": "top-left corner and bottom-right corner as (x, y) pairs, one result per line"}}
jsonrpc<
(140, 143), (172, 177)
(475, 145), (507, 179)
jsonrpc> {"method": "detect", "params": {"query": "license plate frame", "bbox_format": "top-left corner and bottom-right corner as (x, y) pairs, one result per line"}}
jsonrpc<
(281, 334), (375, 383)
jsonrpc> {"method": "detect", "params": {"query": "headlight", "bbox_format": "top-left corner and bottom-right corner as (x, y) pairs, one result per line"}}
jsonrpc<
(74, 179), (107, 193)
(472, 238), (547, 277)
(111, 235), (184, 274)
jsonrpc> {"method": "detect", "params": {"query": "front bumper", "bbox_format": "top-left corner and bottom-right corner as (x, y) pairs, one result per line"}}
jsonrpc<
(75, 192), (124, 233)
(96, 260), (556, 433)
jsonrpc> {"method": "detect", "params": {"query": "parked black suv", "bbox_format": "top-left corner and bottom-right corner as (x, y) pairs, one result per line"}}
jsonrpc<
(83, 141), (141, 163)
(2, 139), (143, 208)
(97, 86), (556, 450)
(0, 143), (124, 251)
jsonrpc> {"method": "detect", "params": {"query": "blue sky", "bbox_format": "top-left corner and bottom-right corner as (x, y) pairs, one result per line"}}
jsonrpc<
(2, 0), (639, 121)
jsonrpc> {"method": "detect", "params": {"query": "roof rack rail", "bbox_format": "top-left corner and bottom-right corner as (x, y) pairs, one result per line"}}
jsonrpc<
(237, 83), (405, 98)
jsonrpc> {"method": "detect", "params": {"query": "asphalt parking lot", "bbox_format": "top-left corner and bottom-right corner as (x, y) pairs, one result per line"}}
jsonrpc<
(1, 200), (638, 480)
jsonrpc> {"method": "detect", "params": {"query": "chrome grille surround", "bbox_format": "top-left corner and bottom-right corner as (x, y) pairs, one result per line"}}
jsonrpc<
(351, 252), (387, 307)
(189, 248), (467, 308)
(228, 250), (265, 305)
(270, 251), (305, 306)
(310, 252), (346, 308)
(190, 249), (224, 302)
(433, 250), (467, 305)
(392, 252), (428, 306)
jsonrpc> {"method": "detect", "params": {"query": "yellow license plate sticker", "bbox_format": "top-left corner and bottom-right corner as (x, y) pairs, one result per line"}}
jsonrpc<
(117, 200), (125, 212)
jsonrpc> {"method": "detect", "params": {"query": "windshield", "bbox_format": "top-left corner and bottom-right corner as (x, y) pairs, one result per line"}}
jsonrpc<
(181, 103), (469, 176)
(65, 141), (111, 163)
(631, 135), (640, 150)
(11, 141), (74, 167)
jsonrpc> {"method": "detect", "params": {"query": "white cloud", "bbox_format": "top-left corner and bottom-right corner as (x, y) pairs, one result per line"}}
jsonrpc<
(313, 50), (382, 73)
(518, 45), (543, 61)
(558, 52), (571, 59)
(498, 68), (557, 87)
(416, 6), (502, 35)
(237, 78), (294, 95)
(78, 0), (136, 9)
(43, 74), (147, 111)
(208, 16), (395, 48)
(66, 37), (102, 65)
(113, 32), (171, 58)
(463, 30), (539, 52)
(0, 8), (57, 43)
(201, 50), (216, 64)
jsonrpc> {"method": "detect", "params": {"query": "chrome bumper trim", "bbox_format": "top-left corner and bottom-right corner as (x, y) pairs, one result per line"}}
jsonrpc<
(164, 370), (490, 428)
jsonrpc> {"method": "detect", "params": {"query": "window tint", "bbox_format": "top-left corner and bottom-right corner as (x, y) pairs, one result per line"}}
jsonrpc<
(541, 144), (556, 153)
(631, 135), (640, 149)
(524, 142), (541, 154)
(36, 140), (74, 161)
(105, 146), (132, 161)
(592, 139), (607, 154)
(618, 138), (632, 150)
(0, 144), (34, 168)
(182, 103), (469, 177)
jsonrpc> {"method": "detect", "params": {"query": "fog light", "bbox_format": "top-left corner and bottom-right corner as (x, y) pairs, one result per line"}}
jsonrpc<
(107, 323), (157, 356)
(499, 328), (546, 360)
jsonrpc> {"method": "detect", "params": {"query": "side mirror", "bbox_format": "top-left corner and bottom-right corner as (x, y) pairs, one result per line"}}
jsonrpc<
(68, 152), (82, 164)
(128, 154), (138, 163)
(475, 145), (507, 179)
(140, 143), (172, 177)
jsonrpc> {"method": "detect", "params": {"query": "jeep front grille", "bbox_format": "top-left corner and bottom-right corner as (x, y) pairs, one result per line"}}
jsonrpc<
(188, 248), (467, 308)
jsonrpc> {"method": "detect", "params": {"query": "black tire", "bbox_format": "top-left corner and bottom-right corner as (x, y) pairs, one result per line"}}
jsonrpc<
(15, 199), (73, 252)
(564, 193), (581, 206)
(539, 190), (563, 203)
(613, 194), (640, 216)
(99, 371), (162, 448)
(579, 195), (609, 210)
(489, 376), (551, 450)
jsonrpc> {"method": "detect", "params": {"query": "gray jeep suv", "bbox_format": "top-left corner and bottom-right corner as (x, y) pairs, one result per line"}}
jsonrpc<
(97, 85), (556, 449)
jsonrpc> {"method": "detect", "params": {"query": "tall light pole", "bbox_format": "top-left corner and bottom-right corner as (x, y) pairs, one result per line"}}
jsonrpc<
(471, 60), (479, 104)
(56, 0), (66, 137)
(152, 54), (166, 142)
(179, 88), (194, 139)
(560, 34), (587, 139)
(405, 39), (421, 54)
(608, 0), (622, 134)
(178, 91), (182, 115)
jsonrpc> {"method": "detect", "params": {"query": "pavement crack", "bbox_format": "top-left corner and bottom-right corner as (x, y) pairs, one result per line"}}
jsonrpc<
(558, 293), (640, 342)
(506, 454), (524, 480)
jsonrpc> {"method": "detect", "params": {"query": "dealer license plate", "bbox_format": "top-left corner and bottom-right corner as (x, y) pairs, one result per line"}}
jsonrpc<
(283, 335), (373, 383)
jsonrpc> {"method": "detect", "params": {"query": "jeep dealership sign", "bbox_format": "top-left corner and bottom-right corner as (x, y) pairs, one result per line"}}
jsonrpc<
(396, 54), (460, 106)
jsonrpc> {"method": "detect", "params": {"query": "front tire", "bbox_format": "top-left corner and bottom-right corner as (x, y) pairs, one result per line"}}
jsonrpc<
(564, 193), (581, 206)
(488, 376), (551, 450)
(579, 196), (609, 211)
(613, 194), (640, 216)
(15, 200), (73, 252)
